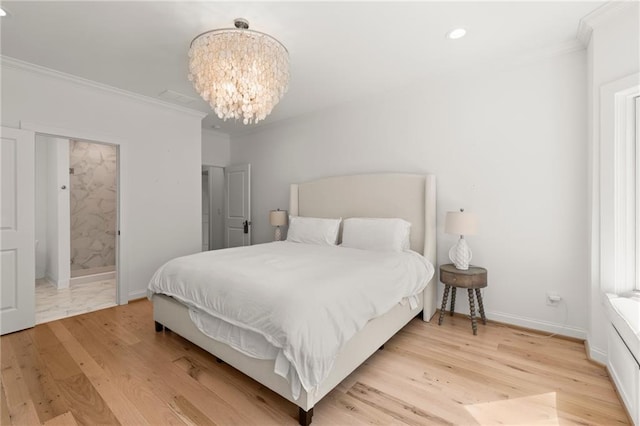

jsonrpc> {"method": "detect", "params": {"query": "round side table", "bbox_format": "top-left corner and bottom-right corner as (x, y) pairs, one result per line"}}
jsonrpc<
(438, 264), (488, 335)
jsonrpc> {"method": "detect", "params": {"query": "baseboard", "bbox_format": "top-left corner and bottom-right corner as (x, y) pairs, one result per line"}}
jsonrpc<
(585, 338), (608, 365)
(69, 271), (116, 285)
(486, 309), (587, 340)
(128, 289), (147, 301)
(605, 364), (636, 425)
(46, 274), (69, 289)
(438, 309), (584, 342)
(71, 265), (116, 278)
(42, 277), (56, 288)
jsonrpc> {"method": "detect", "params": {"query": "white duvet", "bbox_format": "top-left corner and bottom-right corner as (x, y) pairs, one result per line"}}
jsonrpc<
(147, 241), (433, 397)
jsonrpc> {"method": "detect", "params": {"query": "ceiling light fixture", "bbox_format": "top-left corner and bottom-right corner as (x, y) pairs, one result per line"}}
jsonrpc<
(188, 18), (289, 125)
(446, 28), (467, 40)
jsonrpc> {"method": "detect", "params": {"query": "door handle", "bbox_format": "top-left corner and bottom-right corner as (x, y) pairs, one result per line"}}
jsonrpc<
(243, 220), (250, 234)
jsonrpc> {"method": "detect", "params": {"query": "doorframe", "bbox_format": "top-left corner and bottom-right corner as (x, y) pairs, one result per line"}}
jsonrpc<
(21, 121), (128, 305)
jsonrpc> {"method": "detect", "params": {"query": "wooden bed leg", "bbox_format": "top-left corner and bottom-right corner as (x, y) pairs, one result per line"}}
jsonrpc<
(155, 321), (164, 332)
(299, 407), (313, 426)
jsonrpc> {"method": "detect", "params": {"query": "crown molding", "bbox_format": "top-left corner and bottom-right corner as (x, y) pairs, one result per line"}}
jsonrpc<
(0, 55), (208, 119)
(490, 38), (586, 72)
(577, 1), (638, 47)
(576, 19), (593, 47)
(228, 37), (589, 139)
(519, 39), (586, 63)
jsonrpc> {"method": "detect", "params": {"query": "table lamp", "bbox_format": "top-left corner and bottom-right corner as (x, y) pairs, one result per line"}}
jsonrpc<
(269, 209), (287, 241)
(444, 208), (478, 270)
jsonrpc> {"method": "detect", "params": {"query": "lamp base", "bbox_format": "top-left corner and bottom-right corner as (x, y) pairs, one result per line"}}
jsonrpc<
(274, 227), (282, 241)
(449, 237), (472, 270)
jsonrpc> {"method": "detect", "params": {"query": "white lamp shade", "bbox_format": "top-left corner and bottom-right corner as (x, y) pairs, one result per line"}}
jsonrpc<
(269, 210), (287, 227)
(445, 210), (477, 236)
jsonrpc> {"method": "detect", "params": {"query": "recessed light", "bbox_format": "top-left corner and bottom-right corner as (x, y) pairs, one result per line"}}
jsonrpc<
(0, 7), (8, 17)
(446, 28), (466, 40)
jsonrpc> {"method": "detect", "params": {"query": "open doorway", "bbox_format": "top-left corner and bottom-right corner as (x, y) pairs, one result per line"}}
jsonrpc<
(34, 135), (119, 324)
(202, 165), (225, 251)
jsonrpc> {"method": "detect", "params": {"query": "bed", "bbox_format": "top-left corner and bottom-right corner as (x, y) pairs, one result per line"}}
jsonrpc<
(150, 173), (437, 425)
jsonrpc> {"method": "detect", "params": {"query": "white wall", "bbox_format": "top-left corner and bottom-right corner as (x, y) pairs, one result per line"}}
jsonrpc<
(231, 50), (588, 337)
(44, 136), (71, 289)
(202, 128), (230, 167)
(587, 4), (640, 361)
(34, 137), (48, 279)
(2, 59), (204, 301)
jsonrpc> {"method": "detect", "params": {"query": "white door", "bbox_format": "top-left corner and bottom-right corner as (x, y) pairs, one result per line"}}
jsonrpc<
(1, 127), (35, 335)
(224, 164), (251, 248)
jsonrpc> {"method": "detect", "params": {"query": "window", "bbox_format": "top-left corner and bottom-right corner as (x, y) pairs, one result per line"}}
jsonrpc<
(598, 74), (640, 294)
(636, 96), (639, 290)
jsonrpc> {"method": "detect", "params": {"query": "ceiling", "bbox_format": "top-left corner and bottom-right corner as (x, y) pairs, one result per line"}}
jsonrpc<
(0, 1), (603, 135)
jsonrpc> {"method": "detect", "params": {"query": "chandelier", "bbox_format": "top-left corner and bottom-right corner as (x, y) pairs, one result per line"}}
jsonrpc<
(188, 18), (289, 125)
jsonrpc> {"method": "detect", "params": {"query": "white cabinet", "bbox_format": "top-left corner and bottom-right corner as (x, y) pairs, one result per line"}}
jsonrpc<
(606, 294), (640, 425)
(608, 323), (639, 425)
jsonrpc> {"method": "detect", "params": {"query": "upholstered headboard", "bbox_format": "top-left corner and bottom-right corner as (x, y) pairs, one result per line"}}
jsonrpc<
(289, 173), (437, 320)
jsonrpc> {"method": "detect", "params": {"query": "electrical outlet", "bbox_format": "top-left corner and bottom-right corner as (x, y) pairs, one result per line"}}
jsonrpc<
(546, 292), (562, 306)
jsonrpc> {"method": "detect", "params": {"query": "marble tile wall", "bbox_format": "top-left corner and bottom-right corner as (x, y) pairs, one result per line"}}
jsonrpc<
(69, 140), (117, 274)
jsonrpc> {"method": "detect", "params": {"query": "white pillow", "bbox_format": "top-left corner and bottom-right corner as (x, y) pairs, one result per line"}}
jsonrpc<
(286, 216), (342, 246)
(341, 218), (411, 252)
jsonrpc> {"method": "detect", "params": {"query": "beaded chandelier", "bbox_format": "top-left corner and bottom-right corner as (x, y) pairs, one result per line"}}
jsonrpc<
(188, 19), (289, 125)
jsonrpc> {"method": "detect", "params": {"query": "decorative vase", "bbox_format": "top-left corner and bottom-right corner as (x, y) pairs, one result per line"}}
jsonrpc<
(449, 236), (472, 270)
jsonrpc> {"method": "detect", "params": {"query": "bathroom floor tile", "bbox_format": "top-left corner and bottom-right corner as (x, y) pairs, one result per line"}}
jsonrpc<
(35, 278), (117, 324)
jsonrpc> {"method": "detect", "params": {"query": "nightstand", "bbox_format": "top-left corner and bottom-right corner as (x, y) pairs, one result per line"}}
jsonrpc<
(438, 264), (488, 335)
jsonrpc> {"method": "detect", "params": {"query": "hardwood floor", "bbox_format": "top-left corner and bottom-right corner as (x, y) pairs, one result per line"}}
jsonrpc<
(1, 300), (629, 425)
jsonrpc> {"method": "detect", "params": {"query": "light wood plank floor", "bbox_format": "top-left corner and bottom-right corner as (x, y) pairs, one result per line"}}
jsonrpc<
(1, 300), (629, 425)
